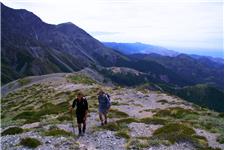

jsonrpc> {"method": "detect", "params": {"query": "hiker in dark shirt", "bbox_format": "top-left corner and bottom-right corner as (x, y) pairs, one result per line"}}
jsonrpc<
(98, 90), (111, 126)
(70, 92), (88, 136)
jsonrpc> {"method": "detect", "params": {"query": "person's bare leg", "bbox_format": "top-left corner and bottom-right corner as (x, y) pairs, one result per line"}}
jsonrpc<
(78, 123), (82, 135)
(99, 113), (104, 125)
(104, 113), (107, 124)
(82, 120), (86, 134)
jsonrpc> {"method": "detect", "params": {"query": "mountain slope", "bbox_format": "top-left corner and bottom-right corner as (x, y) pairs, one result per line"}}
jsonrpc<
(1, 72), (224, 150)
(130, 53), (224, 90)
(1, 3), (126, 84)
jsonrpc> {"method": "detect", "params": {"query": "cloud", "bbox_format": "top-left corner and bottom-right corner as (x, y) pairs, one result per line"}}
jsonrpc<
(90, 31), (120, 36)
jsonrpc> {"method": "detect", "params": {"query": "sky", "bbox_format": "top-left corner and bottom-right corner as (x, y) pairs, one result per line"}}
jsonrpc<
(2, 0), (224, 57)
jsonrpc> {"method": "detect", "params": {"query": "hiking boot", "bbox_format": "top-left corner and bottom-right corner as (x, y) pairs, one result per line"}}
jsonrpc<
(82, 128), (86, 134)
(104, 120), (107, 125)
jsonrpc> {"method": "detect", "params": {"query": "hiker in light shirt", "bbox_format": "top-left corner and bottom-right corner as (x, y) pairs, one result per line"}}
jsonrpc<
(97, 90), (111, 126)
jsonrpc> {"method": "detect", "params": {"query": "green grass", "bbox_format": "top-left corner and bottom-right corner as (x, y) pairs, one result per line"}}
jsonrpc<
(101, 122), (121, 131)
(115, 130), (130, 139)
(139, 117), (167, 125)
(67, 74), (96, 85)
(44, 127), (73, 137)
(192, 114), (223, 134)
(216, 134), (224, 144)
(152, 123), (211, 149)
(126, 139), (149, 149)
(57, 113), (72, 122)
(1, 127), (23, 135)
(20, 137), (42, 148)
(154, 107), (197, 119)
(153, 123), (196, 144)
(18, 78), (31, 86)
(14, 102), (69, 123)
(116, 118), (139, 124)
(108, 109), (129, 118)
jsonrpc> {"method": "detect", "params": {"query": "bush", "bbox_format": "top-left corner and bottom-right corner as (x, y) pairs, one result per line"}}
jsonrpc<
(2, 127), (23, 135)
(20, 137), (42, 148)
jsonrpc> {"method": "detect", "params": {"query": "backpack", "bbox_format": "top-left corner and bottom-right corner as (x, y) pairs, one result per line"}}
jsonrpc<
(105, 93), (111, 109)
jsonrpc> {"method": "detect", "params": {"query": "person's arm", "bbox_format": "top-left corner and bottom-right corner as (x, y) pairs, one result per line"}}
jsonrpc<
(70, 99), (76, 112)
(84, 99), (88, 120)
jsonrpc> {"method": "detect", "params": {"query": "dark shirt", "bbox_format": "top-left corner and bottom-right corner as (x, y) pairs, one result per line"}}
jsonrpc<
(72, 97), (88, 115)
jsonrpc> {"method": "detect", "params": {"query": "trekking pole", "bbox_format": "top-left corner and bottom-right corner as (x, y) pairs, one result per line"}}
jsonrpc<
(68, 101), (76, 138)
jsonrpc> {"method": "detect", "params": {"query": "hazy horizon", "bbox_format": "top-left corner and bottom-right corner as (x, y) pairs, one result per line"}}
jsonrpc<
(2, 0), (224, 58)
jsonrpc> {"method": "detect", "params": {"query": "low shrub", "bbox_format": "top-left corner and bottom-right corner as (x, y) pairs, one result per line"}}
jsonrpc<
(108, 109), (129, 118)
(154, 107), (197, 119)
(67, 74), (96, 85)
(139, 117), (167, 125)
(2, 127), (23, 135)
(44, 128), (72, 137)
(20, 137), (42, 148)
(152, 123), (209, 149)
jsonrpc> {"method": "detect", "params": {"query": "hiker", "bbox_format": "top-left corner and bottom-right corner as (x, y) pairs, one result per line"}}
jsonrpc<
(98, 90), (111, 126)
(70, 92), (88, 136)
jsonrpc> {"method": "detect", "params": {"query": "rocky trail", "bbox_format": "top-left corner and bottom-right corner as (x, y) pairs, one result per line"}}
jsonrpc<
(1, 71), (224, 150)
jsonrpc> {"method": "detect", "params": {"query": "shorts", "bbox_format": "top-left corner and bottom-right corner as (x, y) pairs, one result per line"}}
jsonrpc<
(99, 107), (109, 114)
(76, 113), (85, 124)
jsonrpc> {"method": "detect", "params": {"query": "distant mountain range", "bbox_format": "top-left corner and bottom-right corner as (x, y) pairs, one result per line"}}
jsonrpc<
(103, 42), (224, 64)
(103, 42), (180, 57)
(1, 3), (224, 111)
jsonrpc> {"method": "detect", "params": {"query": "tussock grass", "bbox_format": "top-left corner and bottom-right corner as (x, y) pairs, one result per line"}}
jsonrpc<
(67, 74), (96, 85)
(153, 123), (196, 144)
(1, 127), (23, 135)
(154, 107), (197, 119)
(44, 127), (73, 137)
(20, 137), (42, 148)
(139, 117), (167, 125)
(57, 113), (72, 122)
(126, 138), (149, 149)
(152, 123), (211, 149)
(216, 134), (224, 144)
(14, 102), (69, 123)
(115, 130), (130, 139)
(101, 122), (121, 131)
(18, 78), (31, 86)
(108, 109), (129, 118)
(116, 118), (139, 124)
